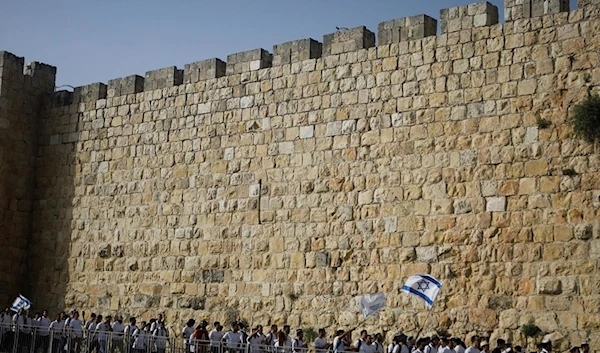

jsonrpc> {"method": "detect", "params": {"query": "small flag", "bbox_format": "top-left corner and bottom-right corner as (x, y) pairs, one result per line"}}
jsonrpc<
(358, 292), (387, 319)
(401, 274), (442, 308)
(10, 294), (32, 312)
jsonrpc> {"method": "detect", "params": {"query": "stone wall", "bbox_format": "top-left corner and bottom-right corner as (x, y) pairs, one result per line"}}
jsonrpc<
(0, 0), (599, 350)
(0, 52), (55, 305)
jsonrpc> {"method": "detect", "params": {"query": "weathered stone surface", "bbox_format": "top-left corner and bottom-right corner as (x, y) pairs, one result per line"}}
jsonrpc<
(1, 3), (599, 348)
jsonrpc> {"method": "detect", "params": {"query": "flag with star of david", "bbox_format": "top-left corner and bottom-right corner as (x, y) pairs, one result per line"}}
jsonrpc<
(401, 274), (442, 308)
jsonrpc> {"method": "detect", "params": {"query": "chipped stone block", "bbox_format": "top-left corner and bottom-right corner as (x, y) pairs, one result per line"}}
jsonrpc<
(144, 66), (183, 91)
(441, 1), (498, 33)
(107, 75), (144, 98)
(378, 15), (438, 45)
(73, 83), (107, 103)
(416, 246), (438, 263)
(579, 0), (600, 7)
(273, 38), (322, 66)
(506, 0), (569, 21)
(384, 217), (398, 233)
(537, 277), (562, 294)
(323, 26), (375, 56)
(54, 90), (73, 106)
(486, 196), (507, 212)
(224, 147), (235, 161)
(227, 49), (272, 75)
(184, 58), (226, 83)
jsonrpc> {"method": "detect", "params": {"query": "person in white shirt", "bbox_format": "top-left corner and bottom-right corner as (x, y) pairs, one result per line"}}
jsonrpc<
(124, 317), (139, 353)
(96, 316), (111, 353)
(332, 329), (351, 353)
(359, 335), (377, 353)
(464, 337), (480, 353)
(67, 311), (84, 353)
(132, 322), (150, 353)
(36, 310), (52, 353)
(209, 323), (224, 353)
(111, 316), (125, 353)
(354, 330), (368, 352)
(314, 328), (329, 353)
(264, 325), (278, 347)
(150, 314), (165, 333)
(222, 322), (243, 353)
(182, 319), (196, 353)
(247, 326), (264, 353)
(49, 313), (66, 353)
(453, 339), (466, 353)
(439, 338), (456, 353)
(86, 314), (98, 353)
(273, 331), (288, 353)
(480, 341), (490, 353)
(291, 329), (306, 353)
(414, 339), (427, 353)
(425, 337), (439, 353)
(392, 334), (409, 353)
(1, 309), (12, 348)
(153, 320), (169, 353)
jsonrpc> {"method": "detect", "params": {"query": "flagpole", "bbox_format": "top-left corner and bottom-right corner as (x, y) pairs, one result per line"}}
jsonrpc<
(413, 304), (433, 340)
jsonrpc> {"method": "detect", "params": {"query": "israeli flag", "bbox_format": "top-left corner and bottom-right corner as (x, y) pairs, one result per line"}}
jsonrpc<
(358, 292), (387, 319)
(10, 294), (32, 312)
(401, 274), (442, 308)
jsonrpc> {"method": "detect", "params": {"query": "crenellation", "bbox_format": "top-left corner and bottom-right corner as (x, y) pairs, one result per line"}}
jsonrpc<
(272, 38), (322, 66)
(226, 49), (272, 75)
(107, 75), (144, 98)
(54, 90), (73, 106)
(144, 66), (183, 91)
(378, 15), (438, 45)
(323, 26), (376, 56)
(0, 51), (25, 89)
(505, 0), (570, 21)
(184, 58), (226, 83)
(441, 1), (499, 33)
(72, 82), (107, 103)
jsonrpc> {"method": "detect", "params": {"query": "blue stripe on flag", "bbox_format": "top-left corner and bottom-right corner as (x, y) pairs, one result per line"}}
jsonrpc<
(401, 285), (433, 306)
(419, 275), (442, 288)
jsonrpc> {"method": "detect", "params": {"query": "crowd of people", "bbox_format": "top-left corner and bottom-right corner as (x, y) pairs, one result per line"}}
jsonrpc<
(0, 309), (589, 353)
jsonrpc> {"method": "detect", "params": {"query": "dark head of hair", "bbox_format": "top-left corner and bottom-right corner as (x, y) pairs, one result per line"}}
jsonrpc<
(336, 329), (345, 336)
(497, 339), (506, 346)
(91, 313), (97, 318)
(271, 324), (277, 330)
(130, 317), (136, 323)
(214, 322), (220, 327)
(360, 330), (367, 336)
(318, 328), (326, 334)
(277, 331), (287, 343)
(471, 336), (479, 344)
(283, 325), (290, 330)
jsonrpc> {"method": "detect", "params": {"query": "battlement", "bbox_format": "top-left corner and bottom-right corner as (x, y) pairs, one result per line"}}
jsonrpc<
(0, 51), (56, 94)
(48, 0), (591, 106)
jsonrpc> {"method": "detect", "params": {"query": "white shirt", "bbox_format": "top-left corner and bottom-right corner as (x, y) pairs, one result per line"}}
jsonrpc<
(132, 329), (148, 349)
(333, 337), (346, 353)
(12, 314), (25, 331)
(425, 344), (438, 353)
(292, 337), (305, 353)
(393, 344), (410, 353)
(69, 319), (83, 338)
(50, 320), (65, 338)
(182, 326), (195, 346)
(153, 328), (169, 348)
(223, 331), (242, 348)
(37, 317), (51, 336)
(315, 337), (328, 352)
(96, 322), (109, 341)
(465, 348), (480, 353)
(440, 347), (455, 353)
(360, 344), (377, 353)
(455, 347), (465, 353)
(248, 334), (264, 353)
(209, 330), (224, 348)
(112, 322), (124, 340)
(265, 332), (277, 346)
(125, 324), (139, 339)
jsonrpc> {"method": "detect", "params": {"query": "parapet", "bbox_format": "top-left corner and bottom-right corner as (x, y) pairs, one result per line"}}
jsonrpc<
(184, 58), (226, 83)
(0, 51), (56, 95)
(0, 51), (25, 84)
(378, 15), (437, 45)
(441, 1), (499, 33)
(226, 49), (272, 75)
(107, 75), (144, 98)
(505, 0), (569, 21)
(323, 26), (375, 56)
(55, 90), (73, 106)
(73, 83), (107, 103)
(144, 66), (183, 91)
(272, 39), (322, 66)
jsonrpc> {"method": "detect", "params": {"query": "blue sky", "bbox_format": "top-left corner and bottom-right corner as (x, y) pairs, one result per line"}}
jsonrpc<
(0, 0), (578, 88)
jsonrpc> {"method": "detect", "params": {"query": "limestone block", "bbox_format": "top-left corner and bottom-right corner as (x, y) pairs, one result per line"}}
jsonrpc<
(537, 277), (562, 294)
(579, 0), (600, 7)
(378, 15), (438, 45)
(486, 197), (507, 212)
(54, 90), (73, 106)
(227, 49), (272, 75)
(441, 2), (498, 33)
(505, 0), (569, 21)
(272, 39), (322, 66)
(183, 58), (226, 83)
(416, 246), (438, 263)
(299, 125), (314, 139)
(423, 182), (447, 200)
(143, 66), (183, 91)
(107, 75), (144, 98)
(323, 26), (375, 56)
(73, 83), (107, 103)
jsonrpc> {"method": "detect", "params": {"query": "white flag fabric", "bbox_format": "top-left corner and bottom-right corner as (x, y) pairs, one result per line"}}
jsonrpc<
(358, 292), (387, 319)
(10, 294), (32, 312)
(401, 274), (442, 308)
